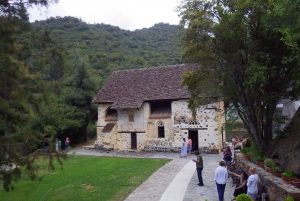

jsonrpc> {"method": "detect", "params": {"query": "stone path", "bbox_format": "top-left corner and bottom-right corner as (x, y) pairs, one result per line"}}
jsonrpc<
(183, 154), (235, 201)
(160, 161), (195, 201)
(71, 149), (236, 201)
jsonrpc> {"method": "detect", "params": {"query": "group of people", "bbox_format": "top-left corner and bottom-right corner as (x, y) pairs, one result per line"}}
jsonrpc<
(180, 137), (192, 158)
(191, 146), (259, 201)
(43, 137), (70, 152)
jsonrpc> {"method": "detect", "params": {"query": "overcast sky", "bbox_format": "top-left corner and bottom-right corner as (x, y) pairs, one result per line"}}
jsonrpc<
(28, 0), (181, 31)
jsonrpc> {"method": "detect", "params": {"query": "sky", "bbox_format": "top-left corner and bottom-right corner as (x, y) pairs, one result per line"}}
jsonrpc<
(28, 0), (181, 31)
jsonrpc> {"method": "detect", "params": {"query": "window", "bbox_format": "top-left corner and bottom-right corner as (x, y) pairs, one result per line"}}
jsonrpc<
(149, 101), (172, 119)
(158, 122), (165, 138)
(105, 107), (117, 121)
(129, 115), (134, 122)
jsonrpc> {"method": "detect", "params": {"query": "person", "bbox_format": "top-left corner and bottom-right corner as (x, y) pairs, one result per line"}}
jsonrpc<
(43, 141), (49, 153)
(214, 161), (228, 201)
(223, 146), (232, 169)
(192, 150), (204, 186)
(58, 138), (62, 152)
(65, 137), (70, 150)
(187, 137), (192, 155)
(247, 167), (259, 201)
(55, 138), (59, 151)
(231, 137), (236, 147)
(228, 171), (248, 201)
(180, 138), (187, 158)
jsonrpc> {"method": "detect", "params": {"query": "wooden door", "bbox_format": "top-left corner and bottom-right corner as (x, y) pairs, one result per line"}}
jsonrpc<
(131, 133), (137, 150)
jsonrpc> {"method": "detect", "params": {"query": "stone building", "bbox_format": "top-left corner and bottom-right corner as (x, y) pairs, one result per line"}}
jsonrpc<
(92, 64), (225, 151)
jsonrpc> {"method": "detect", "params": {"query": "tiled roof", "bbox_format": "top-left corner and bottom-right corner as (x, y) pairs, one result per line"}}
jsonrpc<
(92, 64), (199, 109)
(102, 123), (115, 132)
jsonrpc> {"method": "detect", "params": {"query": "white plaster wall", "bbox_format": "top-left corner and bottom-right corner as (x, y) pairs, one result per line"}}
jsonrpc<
(97, 103), (113, 127)
(117, 106), (145, 132)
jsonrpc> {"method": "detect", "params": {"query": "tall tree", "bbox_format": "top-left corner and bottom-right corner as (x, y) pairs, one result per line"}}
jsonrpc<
(0, 0), (65, 191)
(62, 54), (97, 143)
(177, 0), (300, 149)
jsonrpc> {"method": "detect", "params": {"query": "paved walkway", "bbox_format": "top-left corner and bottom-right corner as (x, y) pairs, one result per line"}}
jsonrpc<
(71, 149), (235, 201)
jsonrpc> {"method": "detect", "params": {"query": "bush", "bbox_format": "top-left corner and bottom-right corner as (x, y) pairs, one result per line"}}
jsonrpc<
(245, 143), (265, 162)
(241, 147), (248, 154)
(282, 170), (295, 178)
(264, 158), (275, 167)
(236, 194), (252, 201)
(285, 195), (294, 201)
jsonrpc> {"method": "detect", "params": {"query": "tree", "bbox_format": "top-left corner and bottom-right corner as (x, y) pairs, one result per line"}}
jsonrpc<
(177, 0), (300, 149)
(0, 0), (66, 191)
(62, 54), (97, 143)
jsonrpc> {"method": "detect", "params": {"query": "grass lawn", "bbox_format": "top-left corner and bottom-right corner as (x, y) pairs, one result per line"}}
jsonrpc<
(0, 155), (171, 201)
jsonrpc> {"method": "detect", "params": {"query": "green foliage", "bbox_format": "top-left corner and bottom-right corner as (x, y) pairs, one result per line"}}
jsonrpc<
(0, 156), (171, 200)
(273, 166), (281, 171)
(0, 0), (69, 191)
(285, 195), (294, 201)
(178, 0), (300, 150)
(247, 144), (265, 162)
(236, 194), (252, 201)
(32, 18), (184, 75)
(282, 170), (295, 178)
(0, 3), (184, 192)
(240, 148), (248, 154)
(264, 158), (275, 168)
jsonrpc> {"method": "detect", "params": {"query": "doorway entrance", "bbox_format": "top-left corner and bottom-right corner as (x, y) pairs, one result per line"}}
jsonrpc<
(131, 133), (137, 150)
(188, 130), (199, 151)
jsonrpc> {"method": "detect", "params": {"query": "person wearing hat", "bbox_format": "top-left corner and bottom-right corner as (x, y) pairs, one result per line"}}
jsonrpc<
(65, 137), (70, 150)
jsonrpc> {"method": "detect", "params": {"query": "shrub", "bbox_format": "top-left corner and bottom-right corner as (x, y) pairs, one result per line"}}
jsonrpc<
(273, 166), (281, 171)
(236, 194), (252, 201)
(285, 195), (294, 201)
(264, 158), (275, 167)
(282, 170), (295, 178)
(241, 147), (248, 154)
(247, 144), (265, 162)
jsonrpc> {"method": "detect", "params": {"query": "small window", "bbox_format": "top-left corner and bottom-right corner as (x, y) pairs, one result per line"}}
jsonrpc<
(129, 115), (134, 122)
(158, 122), (165, 138)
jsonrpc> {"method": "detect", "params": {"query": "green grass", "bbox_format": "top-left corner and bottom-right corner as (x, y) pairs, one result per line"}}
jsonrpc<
(0, 155), (170, 201)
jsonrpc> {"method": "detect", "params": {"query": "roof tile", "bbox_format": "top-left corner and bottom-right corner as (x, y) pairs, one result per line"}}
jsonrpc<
(92, 64), (198, 109)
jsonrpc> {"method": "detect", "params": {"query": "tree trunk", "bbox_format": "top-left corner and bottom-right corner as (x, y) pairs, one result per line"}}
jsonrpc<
(5, 114), (8, 137)
(264, 102), (277, 142)
(81, 123), (88, 142)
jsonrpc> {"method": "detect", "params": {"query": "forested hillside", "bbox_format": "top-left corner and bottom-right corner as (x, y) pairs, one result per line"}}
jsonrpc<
(1, 15), (184, 150)
(32, 16), (184, 81)
(1, 11), (184, 189)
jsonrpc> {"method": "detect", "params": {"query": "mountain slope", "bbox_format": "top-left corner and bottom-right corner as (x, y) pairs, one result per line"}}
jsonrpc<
(32, 16), (184, 80)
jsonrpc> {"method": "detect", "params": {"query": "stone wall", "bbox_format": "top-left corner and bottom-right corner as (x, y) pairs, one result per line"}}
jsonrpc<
(172, 100), (225, 149)
(95, 100), (225, 151)
(235, 153), (300, 201)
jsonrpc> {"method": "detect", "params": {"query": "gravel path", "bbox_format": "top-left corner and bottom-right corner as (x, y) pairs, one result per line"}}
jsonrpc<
(70, 148), (236, 201)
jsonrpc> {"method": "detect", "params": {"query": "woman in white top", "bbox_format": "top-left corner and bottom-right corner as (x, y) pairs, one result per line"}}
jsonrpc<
(214, 161), (228, 201)
(247, 167), (259, 201)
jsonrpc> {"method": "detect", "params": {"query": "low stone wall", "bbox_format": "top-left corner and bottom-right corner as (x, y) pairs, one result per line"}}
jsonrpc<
(235, 153), (300, 201)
